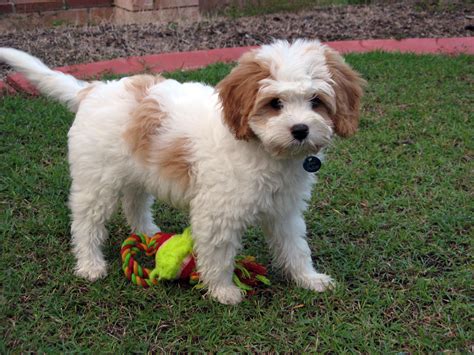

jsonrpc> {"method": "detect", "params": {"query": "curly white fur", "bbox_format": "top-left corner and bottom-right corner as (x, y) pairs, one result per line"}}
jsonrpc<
(0, 39), (364, 304)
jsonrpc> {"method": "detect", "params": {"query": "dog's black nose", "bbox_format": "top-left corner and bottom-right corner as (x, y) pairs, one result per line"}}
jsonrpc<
(291, 124), (309, 141)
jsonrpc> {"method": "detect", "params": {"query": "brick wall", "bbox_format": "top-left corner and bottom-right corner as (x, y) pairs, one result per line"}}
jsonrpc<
(0, 0), (200, 30)
(115, 0), (199, 12)
(1, 0), (112, 13)
(0, 0), (200, 14)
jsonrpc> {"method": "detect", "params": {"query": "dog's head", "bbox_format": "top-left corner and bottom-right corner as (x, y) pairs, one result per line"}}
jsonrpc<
(217, 39), (365, 158)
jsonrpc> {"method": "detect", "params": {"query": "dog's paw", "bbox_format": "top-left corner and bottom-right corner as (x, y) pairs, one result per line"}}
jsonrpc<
(74, 262), (107, 282)
(297, 273), (335, 292)
(210, 285), (243, 305)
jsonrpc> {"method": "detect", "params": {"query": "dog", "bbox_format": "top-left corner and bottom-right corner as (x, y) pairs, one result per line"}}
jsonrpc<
(0, 39), (364, 304)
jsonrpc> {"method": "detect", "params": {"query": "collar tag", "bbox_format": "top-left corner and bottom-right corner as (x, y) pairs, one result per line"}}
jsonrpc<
(303, 156), (321, 173)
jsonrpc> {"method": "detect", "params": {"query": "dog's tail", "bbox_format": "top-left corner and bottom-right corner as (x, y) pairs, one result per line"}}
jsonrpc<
(0, 48), (88, 112)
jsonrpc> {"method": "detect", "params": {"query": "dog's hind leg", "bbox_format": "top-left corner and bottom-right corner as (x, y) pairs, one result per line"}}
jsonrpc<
(122, 186), (160, 236)
(69, 182), (120, 281)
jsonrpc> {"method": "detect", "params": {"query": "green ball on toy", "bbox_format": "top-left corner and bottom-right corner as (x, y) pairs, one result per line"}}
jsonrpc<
(150, 227), (195, 281)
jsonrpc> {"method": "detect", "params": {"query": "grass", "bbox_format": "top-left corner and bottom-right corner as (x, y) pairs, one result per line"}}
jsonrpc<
(1, 52), (473, 352)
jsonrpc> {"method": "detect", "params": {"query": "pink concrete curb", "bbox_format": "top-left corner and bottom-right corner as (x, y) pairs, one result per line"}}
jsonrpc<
(1, 37), (473, 96)
(0, 80), (16, 95)
(324, 37), (474, 55)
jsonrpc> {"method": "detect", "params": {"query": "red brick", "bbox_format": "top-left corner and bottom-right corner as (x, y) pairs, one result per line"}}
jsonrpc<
(89, 6), (113, 22)
(114, 6), (199, 24)
(114, 0), (152, 11)
(199, 0), (229, 13)
(129, 47), (254, 73)
(57, 57), (147, 78)
(0, 2), (14, 13)
(13, 0), (53, 4)
(325, 38), (474, 55)
(154, 0), (198, 9)
(42, 7), (89, 25)
(15, 1), (64, 13)
(51, 48), (248, 79)
(0, 80), (16, 96)
(66, 0), (112, 9)
(0, 9), (92, 30)
(205, 46), (257, 63)
(6, 73), (39, 95)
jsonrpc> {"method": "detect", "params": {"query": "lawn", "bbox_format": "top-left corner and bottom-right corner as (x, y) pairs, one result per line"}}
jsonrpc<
(1, 52), (472, 352)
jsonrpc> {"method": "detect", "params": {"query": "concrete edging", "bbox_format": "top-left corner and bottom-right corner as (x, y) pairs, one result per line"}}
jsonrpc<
(1, 37), (473, 96)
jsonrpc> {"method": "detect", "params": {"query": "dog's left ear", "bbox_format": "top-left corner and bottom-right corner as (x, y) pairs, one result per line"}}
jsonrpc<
(217, 52), (270, 140)
(324, 48), (366, 137)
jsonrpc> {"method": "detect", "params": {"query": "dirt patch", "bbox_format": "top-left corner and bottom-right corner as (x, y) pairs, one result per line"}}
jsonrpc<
(0, 1), (472, 79)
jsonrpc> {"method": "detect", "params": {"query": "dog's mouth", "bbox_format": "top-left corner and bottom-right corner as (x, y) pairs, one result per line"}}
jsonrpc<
(291, 139), (323, 155)
(265, 139), (324, 159)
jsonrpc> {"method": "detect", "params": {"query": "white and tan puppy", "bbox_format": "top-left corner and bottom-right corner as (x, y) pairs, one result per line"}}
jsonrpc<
(0, 40), (364, 304)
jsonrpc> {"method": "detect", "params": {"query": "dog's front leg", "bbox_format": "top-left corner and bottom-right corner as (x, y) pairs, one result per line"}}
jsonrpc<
(190, 209), (243, 305)
(262, 212), (334, 292)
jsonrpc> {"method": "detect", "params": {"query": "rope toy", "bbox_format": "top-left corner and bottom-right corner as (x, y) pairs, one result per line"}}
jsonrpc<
(120, 228), (270, 294)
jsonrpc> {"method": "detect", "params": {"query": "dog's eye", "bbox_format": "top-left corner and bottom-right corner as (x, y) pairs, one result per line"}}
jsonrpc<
(311, 96), (322, 109)
(269, 98), (283, 110)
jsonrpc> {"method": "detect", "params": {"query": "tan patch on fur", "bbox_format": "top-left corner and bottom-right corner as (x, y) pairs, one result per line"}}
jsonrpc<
(123, 75), (166, 161)
(150, 137), (193, 189)
(324, 48), (366, 137)
(216, 52), (272, 140)
(125, 74), (165, 102)
(124, 96), (166, 162)
(123, 76), (192, 189)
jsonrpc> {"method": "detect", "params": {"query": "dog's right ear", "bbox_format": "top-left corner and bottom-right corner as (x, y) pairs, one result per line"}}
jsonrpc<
(217, 52), (271, 140)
